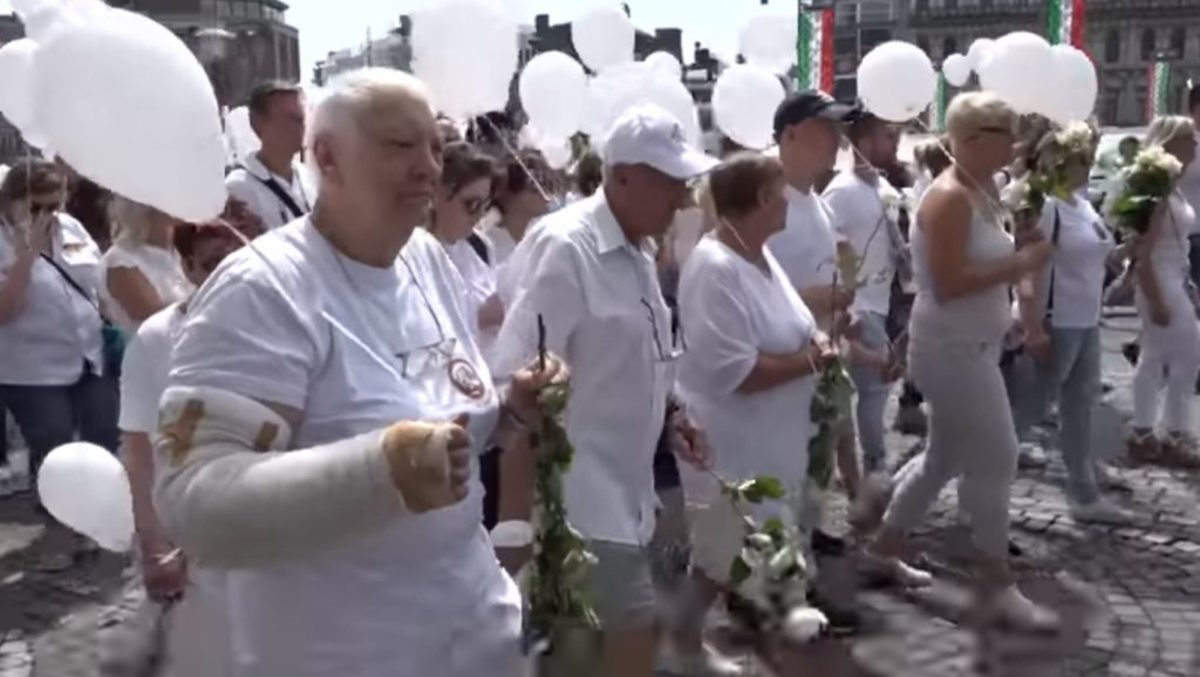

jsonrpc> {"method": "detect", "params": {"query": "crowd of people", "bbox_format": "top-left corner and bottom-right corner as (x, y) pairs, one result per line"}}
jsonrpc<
(1, 69), (1200, 677)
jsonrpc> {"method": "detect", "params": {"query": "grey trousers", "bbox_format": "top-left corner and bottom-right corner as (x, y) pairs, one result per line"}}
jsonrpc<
(884, 341), (1018, 558)
(848, 311), (892, 474)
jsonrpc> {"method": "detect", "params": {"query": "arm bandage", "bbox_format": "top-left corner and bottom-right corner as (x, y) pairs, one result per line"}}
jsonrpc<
(153, 386), (406, 569)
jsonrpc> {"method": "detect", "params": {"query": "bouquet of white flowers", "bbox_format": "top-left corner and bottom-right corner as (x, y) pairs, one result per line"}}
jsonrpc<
(1109, 145), (1183, 237)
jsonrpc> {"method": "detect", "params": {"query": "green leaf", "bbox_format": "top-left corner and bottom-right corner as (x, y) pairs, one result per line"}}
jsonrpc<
(752, 476), (786, 500)
(762, 517), (786, 539)
(730, 555), (752, 586)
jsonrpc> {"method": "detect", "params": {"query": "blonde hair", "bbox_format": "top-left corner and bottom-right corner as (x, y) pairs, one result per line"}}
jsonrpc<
(945, 92), (1017, 143)
(109, 196), (169, 245)
(1145, 115), (1194, 149)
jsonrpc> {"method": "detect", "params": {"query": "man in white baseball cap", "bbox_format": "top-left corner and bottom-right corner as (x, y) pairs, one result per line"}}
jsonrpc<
(493, 104), (715, 677)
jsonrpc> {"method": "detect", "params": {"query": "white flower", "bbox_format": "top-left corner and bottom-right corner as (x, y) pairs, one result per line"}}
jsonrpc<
(781, 607), (828, 643)
(1135, 145), (1183, 177)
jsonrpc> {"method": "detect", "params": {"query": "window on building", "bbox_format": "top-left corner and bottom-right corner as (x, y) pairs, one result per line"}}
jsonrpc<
(943, 36), (958, 57)
(862, 28), (892, 51)
(1104, 28), (1120, 63)
(1171, 26), (1185, 58)
(945, 0), (958, 9)
(915, 0), (929, 12)
(917, 35), (931, 55)
(1141, 27), (1156, 61)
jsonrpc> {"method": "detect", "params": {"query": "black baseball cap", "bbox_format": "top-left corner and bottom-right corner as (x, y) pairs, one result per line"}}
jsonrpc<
(773, 90), (857, 141)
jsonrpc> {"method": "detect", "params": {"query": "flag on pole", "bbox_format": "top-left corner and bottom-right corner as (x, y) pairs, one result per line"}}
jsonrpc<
(797, 5), (834, 93)
(1148, 59), (1171, 122)
(1046, 0), (1087, 49)
(932, 73), (948, 133)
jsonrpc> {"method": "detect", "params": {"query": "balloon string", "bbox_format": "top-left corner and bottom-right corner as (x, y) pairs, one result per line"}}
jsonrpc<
(477, 115), (554, 204)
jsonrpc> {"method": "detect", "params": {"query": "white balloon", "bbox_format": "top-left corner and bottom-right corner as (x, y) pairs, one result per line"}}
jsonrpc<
(38, 442), (134, 552)
(738, 6), (797, 75)
(34, 7), (227, 222)
(942, 53), (972, 88)
(977, 31), (1055, 115)
(967, 37), (996, 71)
(585, 62), (702, 149)
(224, 106), (260, 165)
(571, 4), (635, 73)
(712, 64), (786, 151)
(0, 39), (39, 135)
(1047, 45), (1098, 124)
(538, 134), (573, 171)
(519, 51), (588, 140)
(411, 0), (519, 120)
(858, 41), (938, 122)
(644, 50), (683, 81)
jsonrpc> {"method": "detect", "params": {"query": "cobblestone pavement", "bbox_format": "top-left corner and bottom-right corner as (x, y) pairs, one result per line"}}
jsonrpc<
(1, 317), (1198, 676)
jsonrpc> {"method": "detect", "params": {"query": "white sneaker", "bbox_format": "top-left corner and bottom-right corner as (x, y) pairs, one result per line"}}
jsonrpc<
(657, 643), (746, 677)
(985, 585), (1059, 632)
(1069, 498), (1134, 525)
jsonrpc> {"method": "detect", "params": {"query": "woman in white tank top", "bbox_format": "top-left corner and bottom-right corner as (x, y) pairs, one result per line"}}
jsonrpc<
(862, 93), (1057, 630)
(1128, 116), (1200, 467)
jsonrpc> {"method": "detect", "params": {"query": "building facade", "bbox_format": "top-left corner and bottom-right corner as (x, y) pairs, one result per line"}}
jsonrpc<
(315, 17), (413, 85)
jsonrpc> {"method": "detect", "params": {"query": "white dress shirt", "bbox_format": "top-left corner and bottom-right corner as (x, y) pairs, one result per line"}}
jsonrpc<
(0, 214), (104, 385)
(493, 193), (675, 546)
(225, 153), (314, 231)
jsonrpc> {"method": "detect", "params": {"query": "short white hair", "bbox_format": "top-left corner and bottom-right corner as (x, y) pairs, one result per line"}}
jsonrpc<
(306, 68), (434, 150)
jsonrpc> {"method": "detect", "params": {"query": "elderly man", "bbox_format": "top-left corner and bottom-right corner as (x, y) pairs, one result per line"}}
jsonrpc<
(494, 104), (715, 677)
(154, 69), (559, 677)
(226, 80), (313, 229)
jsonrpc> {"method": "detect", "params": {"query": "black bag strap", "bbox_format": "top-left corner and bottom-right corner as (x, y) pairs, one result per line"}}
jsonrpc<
(466, 233), (490, 265)
(41, 253), (101, 316)
(239, 166), (306, 219)
(1045, 205), (1063, 317)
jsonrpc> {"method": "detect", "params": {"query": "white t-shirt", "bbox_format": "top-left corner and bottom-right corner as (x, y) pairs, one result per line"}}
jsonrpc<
(479, 222), (519, 268)
(0, 213), (104, 385)
(676, 238), (817, 513)
(118, 303), (184, 434)
(442, 237), (500, 365)
(100, 242), (192, 334)
(1038, 195), (1115, 329)
(769, 185), (841, 330)
(822, 171), (901, 317)
(225, 154), (314, 231)
(168, 219), (515, 677)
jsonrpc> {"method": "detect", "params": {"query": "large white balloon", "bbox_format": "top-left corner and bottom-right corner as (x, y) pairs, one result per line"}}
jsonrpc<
(644, 50), (683, 81)
(411, 0), (519, 120)
(38, 442), (134, 552)
(738, 6), (797, 75)
(571, 4), (635, 73)
(967, 37), (996, 71)
(519, 51), (588, 140)
(34, 6), (227, 222)
(858, 41), (938, 122)
(977, 31), (1056, 115)
(942, 53), (972, 88)
(712, 64), (786, 151)
(0, 40), (40, 135)
(585, 62), (701, 149)
(1046, 45), (1098, 124)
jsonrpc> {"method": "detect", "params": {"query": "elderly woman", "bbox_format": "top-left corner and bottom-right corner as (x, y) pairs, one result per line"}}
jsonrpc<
(1011, 124), (1128, 523)
(101, 197), (193, 335)
(865, 93), (1055, 629)
(152, 68), (560, 677)
(1127, 116), (1200, 466)
(665, 152), (834, 674)
(0, 159), (118, 503)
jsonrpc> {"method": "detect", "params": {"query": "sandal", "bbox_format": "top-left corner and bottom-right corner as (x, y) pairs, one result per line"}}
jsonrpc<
(1159, 433), (1200, 470)
(1126, 429), (1161, 466)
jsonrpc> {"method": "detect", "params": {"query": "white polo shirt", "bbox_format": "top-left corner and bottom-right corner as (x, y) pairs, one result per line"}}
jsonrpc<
(822, 170), (901, 317)
(225, 153), (314, 231)
(0, 214), (104, 385)
(769, 185), (842, 330)
(493, 193), (674, 546)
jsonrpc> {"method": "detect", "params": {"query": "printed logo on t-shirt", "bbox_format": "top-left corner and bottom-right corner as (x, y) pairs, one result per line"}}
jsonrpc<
(448, 358), (487, 400)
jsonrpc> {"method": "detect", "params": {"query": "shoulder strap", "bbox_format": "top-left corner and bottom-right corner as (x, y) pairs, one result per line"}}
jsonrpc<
(1046, 205), (1062, 316)
(239, 165), (306, 219)
(466, 233), (490, 265)
(41, 253), (101, 315)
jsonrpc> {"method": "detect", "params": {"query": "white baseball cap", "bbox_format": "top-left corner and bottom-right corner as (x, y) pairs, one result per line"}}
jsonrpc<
(602, 104), (718, 180)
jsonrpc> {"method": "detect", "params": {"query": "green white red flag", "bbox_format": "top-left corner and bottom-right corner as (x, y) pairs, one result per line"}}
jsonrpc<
(797, 5), (834, 93)
(1046, 0), (1087, 49)
(1148, 60), (1171, 122)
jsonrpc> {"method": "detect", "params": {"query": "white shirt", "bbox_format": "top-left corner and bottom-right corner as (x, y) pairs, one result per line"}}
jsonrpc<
(769, 185), (841, 330)
(676, 238), (817, 507)
(493, 193), (674, 546)
(225, 153), (314, 231)
(442, 238), (500, 365)
(118, 303), (184, 434)
(168, 219), (511, 677)
(0, 214), (104, 385)
(479, 222), (519, 267)
(823, 171), (901, 317)
(1037, 194), (1115, 329)
(99, 241), (192, 334)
